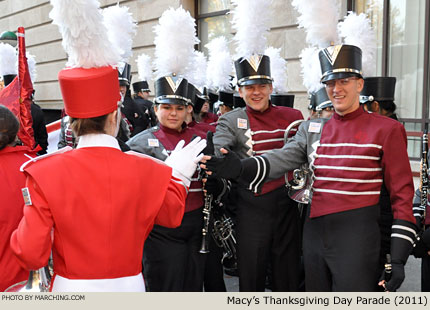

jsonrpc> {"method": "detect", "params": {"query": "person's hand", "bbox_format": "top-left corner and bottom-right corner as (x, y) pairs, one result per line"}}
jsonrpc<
(378, 262), (404, 292)
(165, 137), (207, 187)
(203, 175), (224, 197)
(202, 131), (215, 155)
(200, 147), (242, 180)
(412, 238), (429, 258)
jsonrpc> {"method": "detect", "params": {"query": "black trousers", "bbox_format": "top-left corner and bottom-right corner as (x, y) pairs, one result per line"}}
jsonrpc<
(421, 227), (430, 292)
(143, 207), (206, 291)
(236, 186), (300, 292)
(303, 205), (380, 291)
(203, 235), (227, 292)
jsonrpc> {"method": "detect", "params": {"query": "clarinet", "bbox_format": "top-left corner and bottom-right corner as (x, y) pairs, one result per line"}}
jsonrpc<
(199, 190), (213, 254)
(419, 126), (428, 230)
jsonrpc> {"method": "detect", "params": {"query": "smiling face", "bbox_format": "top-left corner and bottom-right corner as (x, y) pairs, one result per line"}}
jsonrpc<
(154, 103), (187, 131)
(238, 83), (273, 112)
(324, 77), (363, 116)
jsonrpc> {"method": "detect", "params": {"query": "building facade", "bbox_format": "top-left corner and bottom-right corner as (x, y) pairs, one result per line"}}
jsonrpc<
(0, 0), (428, 159)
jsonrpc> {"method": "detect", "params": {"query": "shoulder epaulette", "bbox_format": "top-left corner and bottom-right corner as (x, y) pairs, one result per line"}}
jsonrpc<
(20, 146), (73, 172)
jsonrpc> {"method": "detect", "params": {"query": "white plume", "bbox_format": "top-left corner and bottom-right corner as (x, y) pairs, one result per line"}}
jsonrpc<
(338, 12), (376, 77)
(292, 0), (340, 48)
(300, 47), (324, 94)
(185, 50), (207, 88)
(102, 4), (137, 62)
(136, 53), (152, 82)
(49, 0), (121, 68)
(206, 36), (233, 91)
(231, 0), (272, 59)
(264, 46), (288, 93)
(0, 42), (17, 75)
(153, 6), (199, 78)
(26, 52), (37, 83)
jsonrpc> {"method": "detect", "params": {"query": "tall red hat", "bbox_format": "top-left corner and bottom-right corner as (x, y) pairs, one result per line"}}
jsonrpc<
(58, 66), (120, 118)
(50, 0), (123, 119)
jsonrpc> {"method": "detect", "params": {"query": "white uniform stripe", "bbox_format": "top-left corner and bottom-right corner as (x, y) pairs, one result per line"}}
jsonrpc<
(313, 188), (380, 195)
(317, 154), (380, 160)
(254, 150), (271, 154)
(171, 178), (188, 194)
(392, 225), (417, 236)
(248, 157), (261, 191)
(314, 165), (382, 172)
(189, 188), (203, 192)
(314, 176), (383, 183)
(391, 233), (415, 245)
(252, 138), (284, 145)
(320, 143), (382, 149)
(254, 157), (267, 191)
(190, 178), (200, 181)
(252, 129), (287, 135)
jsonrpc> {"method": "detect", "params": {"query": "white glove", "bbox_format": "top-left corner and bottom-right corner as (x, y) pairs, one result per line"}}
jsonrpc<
(165, 137), (207, 187)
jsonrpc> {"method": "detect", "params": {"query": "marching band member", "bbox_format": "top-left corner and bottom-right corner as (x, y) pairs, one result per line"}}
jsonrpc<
(0, 106), (35, 291)
(10, 0), (205, 292)
(203, 43), (417, 292)
(126, 7), (209, 292)
(211, 0), (304, 292)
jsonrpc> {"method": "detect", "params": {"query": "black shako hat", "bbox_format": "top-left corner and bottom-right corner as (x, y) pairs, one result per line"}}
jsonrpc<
(360, 77), (396, 103)
(271, 93), (295, 108)
(217, 90), (234, 108)
(154, 75), (189, 105)
(208, 89), (218, 105)
(118, 62), (132, 86)
(186, 83), (199, 107)
(233, 92), (246, 108)
(132, 80), (150, 93)
(308, 87), (332, 111)
(319, 44), (363, 83)
(3, 74), (16, 87)
(234, 54), (273, 87)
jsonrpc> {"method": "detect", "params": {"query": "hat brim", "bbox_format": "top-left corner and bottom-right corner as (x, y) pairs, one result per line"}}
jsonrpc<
(155, 98), (188, 105)
(238, 78), (272, 87)
(321, 72), (362, 83)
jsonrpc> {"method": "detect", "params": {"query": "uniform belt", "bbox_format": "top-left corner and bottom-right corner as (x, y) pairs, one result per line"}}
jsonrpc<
(51, 273), (145, 292)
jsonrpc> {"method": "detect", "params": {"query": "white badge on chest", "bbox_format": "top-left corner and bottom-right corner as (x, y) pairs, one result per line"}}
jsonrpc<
(308, 122), (321, 133)
(237, 118), (248, 129)
(148, 139), (160, 147)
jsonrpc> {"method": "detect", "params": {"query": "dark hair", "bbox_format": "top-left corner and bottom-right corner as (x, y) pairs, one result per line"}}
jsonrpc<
(70, 114), (109, 137)
(0, 105), (19, 150)
(378, 100), (396, 115)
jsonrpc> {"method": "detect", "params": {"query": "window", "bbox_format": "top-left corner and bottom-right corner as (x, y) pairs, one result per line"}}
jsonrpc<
(196, 0), (232, 55)
(354, 0), (429, 159)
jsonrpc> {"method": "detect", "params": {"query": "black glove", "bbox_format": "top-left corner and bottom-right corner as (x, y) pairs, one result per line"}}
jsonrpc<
(202, 131), (214, 155)
(412, 237), (428, 258)
(383, 219), (417, 291)
(205, 148), (242, 180)
(413, 228), (430, 258)
(204, 175), (224, 198)
(383, 263), (404, 292)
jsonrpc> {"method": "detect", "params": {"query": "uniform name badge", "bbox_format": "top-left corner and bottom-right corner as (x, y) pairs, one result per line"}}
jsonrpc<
(148, 139), (160, 147)
(22, 187), (32, 206)
(308, 122), (322, 133)
(237, 118), (248, 129)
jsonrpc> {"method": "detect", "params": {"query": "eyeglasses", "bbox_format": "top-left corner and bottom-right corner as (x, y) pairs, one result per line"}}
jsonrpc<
(324, 77), (358, 89)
